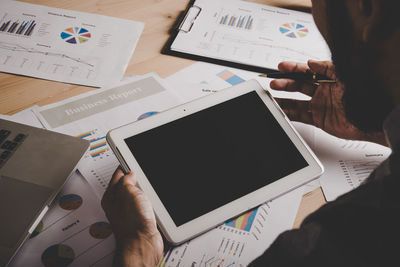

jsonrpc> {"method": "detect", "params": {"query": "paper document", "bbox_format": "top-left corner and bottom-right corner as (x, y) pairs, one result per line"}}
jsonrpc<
(0, 107), (44, 128)
(10, 172), (115, 267)
(166, 62), (311, 102)
(0, 1), (143, 87)
(170, 0), (330, 71)
(35, 74), (183, 196)
(315, 129), (391, 201)
(158, 187), (303, 267)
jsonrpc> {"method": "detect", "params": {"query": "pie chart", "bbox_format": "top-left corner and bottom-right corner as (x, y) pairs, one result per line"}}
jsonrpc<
(41, 244), (75, 267)
(60, 27), (91, 44)
(89, 221), (113, 239)
(59, 194), (83, 210)
(279, 23), (309, 38)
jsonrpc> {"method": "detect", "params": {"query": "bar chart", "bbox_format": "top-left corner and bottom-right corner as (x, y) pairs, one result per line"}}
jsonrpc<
(77, 130), (109, 158)
(225, 208), (258, 232)
(0, 19), (37, 36)
(219, 14), (254, 30)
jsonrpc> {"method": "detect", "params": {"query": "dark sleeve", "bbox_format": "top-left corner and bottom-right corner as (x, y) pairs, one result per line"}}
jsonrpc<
(248, 221), (350, 267)
(248, 168), (400, 267)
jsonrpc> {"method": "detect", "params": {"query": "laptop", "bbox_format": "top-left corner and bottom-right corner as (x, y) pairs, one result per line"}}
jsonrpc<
(0, 119), (89, 267)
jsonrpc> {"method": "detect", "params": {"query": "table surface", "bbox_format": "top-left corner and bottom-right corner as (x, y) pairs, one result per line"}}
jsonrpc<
(0, 0), (326, 228)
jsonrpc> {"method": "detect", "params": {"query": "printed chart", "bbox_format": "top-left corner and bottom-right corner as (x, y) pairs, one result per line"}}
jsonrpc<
(316, 129), (392, 201)
(59, 194), (83, 210)
(171, 0), (331, 71)
(60, 27), (91, 44)
(0, 18), (36, 36)
(77, 129), (110, 159)
(219, 204), (271, 242)
(0, 41), (98, 84)
(156, 187), (304, 267)
(225, 208), (258, 233)
(279, 23), (309, 38)
(41, 244), (75, 267)
(0, 1), (144, 86)
(158, 235), (247, 267)
(166, 63), (251, 102)
(219, 13), (254, 30)
(35, 75), (182, 196)
(217, 70), (245, 86)
(89, 222), (113, 239)
(10, 173), (115, 267)
(338, 160), (382, 188)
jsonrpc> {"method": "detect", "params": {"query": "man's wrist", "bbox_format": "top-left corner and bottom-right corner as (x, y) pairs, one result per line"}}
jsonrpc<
(114, 234), (162, 267)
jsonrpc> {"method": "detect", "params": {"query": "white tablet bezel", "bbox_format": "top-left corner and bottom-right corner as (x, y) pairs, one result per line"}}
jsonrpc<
(107, 79), (324, 245)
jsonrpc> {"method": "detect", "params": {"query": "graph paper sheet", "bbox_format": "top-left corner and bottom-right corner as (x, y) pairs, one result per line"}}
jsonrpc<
(166, 62), (311, 102)
(310, 128), (392, 201)
(168, 0), (330, 71)
(0, 1), (143, 87)
(34, 74), (183, 197)
(157, 186), (303, 267)
(9, 172), (115, 267)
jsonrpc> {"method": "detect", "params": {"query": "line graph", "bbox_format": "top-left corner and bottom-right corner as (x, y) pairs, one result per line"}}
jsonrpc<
(221, 35), (318, 59)
(0, 41), (95, 67)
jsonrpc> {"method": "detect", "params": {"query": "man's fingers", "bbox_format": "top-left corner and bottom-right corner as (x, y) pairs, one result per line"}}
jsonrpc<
(120, 172), (137, 187)
(278, 62), (309, 73)
(308, 60), (336, 79)
(108, 167), (125, 188)
(270, 79), (317, 97)
(275, 98), (314, 125)
(102, 168), (124, 211)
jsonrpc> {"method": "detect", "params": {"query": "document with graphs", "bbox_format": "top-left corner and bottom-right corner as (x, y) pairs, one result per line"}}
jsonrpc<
(157, 187), (304, 267)
(34, 74), (183, 196)
(0, 1), (143, 87)
(167, 0), (330, 72)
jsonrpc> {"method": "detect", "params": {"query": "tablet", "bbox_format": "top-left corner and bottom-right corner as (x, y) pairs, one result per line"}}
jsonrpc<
(107, 80), (323, 245)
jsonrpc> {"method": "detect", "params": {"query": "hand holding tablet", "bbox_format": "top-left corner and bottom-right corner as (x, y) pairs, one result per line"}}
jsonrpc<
(107, 80), (323, 244)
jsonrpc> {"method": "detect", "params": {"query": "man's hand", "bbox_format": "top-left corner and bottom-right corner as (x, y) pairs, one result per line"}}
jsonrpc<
(270, 60), (387, 146)
(101, 168), (163, 267)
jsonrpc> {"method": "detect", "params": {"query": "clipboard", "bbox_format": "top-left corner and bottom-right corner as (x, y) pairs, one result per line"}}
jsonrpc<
(162, 0), (330, 74)
(162, 0), (276, 74)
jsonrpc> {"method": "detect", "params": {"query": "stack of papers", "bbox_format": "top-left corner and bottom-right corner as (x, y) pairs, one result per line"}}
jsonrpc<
(4, 60), (388, 266)
(3, 71), (307, 266)
(34, 74), (182, 196)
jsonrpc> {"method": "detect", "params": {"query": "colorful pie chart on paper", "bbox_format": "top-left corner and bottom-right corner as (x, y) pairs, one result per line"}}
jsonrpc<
(138, 111), (159, 120)
(89, 221), (113, 239)
(279, 23), (309, 38)
(60, 27), (91, 44)
(59, 194), (83, 210)
(41, 244), (75, 267)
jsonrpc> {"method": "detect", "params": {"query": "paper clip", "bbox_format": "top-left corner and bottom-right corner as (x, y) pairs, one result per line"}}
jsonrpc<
(178, 5), (202, 33)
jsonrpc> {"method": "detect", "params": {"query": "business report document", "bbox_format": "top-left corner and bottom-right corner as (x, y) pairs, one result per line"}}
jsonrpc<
(0, 1), (143, 87)
(170, 0), (331, 70)
(34, 74), (182, 196)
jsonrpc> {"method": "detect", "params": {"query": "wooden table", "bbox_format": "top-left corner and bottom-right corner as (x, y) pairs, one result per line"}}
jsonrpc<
(0, 0), (326, 228)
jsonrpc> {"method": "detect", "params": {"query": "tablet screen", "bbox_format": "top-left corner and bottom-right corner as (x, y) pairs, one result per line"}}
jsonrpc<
(124, 91), (308, 226)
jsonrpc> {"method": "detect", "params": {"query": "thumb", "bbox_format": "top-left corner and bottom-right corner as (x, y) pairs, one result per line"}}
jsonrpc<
(121, 171), (138, 186)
